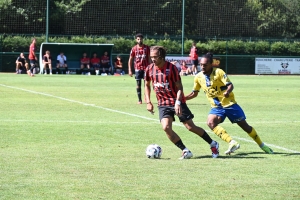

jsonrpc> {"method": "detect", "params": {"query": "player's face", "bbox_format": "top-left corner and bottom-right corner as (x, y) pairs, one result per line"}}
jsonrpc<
(200, 58), (212, 74)
(150, 50), (163, 66)
(136, 37), (143, 45)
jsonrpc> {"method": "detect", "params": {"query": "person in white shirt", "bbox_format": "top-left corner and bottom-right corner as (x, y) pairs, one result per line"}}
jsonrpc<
(56, 52), (68, 74)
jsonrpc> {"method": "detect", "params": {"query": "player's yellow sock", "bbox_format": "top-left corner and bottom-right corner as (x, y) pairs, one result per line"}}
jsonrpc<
(248, 127), (263, 146)
(212, 126), (232, 143)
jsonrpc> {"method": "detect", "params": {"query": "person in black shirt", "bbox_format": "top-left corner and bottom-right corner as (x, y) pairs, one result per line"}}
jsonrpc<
(15, 52), (28, 74)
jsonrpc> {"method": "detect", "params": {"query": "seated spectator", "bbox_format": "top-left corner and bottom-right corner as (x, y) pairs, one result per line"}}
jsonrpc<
(56, 52), (68, 74)
(114, 55), (123, 75)
(15, 52), (29, 74)
(180, 61), (192, 76)
(80, 52), (91, 75)
(43, 50), (52, 75)
(100, 51), (112, 75)
(90, 53), (100, 75)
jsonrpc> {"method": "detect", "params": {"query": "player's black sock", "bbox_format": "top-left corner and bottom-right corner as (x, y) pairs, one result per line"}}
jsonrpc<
(201, 131), (213, 145)
(175, 140), (186, 150)
(137, 88), (142, 101)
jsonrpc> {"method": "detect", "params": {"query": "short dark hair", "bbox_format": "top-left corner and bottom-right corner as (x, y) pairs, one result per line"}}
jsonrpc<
(135, 33), (143, 38)
(150, 46), (166, 60)
(202, 52), (214, 64)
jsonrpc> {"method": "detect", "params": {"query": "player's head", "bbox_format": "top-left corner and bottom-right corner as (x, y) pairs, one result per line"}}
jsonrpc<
(20, 52), (24, 57)
(93, 53), (97, 57)
(200, 52), (214, 74)
(150, 46), (166, 65)
(192, 41), (196, 46)
(83, 52), (87, 57)
(45, 50), (50, 55)
(32, 38), (36, 44)
(135, 33), (144, 45)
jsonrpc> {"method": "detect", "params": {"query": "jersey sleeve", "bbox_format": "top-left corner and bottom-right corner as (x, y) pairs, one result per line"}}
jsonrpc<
(129, 47), (135, 57)
(217, 69), (232, 86)
(192, 76), (201, 92)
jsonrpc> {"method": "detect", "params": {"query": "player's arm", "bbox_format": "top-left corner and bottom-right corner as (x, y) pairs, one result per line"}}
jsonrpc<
(128, 56), (134, 77)
(145, 79), (154, 114)
(174, 80), (183, 116)
(185, 90), (199, 100)
(223, 83), (234, 98)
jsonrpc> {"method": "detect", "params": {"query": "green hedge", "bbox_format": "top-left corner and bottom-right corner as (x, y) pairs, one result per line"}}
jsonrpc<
(1, 35), (300, 56)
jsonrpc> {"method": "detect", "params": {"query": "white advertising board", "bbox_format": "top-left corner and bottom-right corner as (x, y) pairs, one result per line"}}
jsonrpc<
(165, 56), (220, 71)
(255, 58), (300, 74)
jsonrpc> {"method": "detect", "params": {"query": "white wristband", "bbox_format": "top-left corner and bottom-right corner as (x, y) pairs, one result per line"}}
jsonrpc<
(175, 100), (181, 105)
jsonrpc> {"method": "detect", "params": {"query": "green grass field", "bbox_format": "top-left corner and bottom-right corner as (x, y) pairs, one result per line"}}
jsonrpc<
(0, 73), (299, 200)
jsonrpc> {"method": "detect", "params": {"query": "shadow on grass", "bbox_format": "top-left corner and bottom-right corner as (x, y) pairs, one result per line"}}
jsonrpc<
(193, 154), (265, 159)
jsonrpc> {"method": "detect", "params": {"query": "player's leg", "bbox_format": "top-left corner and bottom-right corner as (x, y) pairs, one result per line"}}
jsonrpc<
(180, 103), (219, 158)
(234, 108), (273, 154)
(135, 70), (143, 104)
(207, 108), (240, 155)
(48, 63), (52, 75)
(28, 60), (35, 76)
(43, 64), (47, 75)
(159, 106), (192, 159)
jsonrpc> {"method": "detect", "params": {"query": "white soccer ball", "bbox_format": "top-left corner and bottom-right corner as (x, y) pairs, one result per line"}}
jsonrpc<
(146, 144), (162, 159)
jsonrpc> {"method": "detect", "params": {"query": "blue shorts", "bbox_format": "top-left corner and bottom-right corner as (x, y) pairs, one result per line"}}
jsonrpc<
(209, 104), (246, 124)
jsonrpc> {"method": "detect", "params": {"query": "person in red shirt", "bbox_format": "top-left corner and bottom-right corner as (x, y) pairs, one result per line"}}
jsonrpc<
(114, 55), (123, 75)
(27, 38), (38, 77)
(128, 33), (151, 104)
(80, 52), (91, 75)
(144, 45), (219, 159)
(100, 51), (112, 75)
(180, 61), (192, 76)
(189, 42), (199, 75)
(90, 53), (101, 75)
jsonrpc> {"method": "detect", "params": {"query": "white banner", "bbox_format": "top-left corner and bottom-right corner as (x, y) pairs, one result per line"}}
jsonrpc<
(255, 58), (300, 74)
(166, 56), (220, 70)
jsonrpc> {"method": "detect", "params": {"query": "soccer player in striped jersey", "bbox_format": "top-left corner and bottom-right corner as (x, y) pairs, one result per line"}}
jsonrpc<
(185, 52), (273, 155)
(144, 46), (219, 159)
(128, 33), (151, 104)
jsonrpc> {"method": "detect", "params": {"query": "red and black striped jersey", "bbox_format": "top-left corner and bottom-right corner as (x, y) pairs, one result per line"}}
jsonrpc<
(145, 62), (186, 106)
(130, 44), (150, 71)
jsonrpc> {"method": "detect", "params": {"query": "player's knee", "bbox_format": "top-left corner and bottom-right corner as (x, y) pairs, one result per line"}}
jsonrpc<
(207, 120), (216, 130)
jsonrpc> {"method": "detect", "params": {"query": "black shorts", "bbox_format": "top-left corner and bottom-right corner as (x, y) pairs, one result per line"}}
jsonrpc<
(158, 103), (194, 123)
(135, 70), (144, 80)
(30, 59), (36, 66)
(191, 59), (198, 66)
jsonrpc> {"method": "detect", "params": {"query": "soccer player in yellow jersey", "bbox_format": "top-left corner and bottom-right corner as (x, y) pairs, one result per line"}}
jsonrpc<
(185, 52), (273, 155)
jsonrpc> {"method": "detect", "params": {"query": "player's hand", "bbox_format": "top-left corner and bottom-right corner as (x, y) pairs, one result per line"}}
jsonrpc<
(223, 91), (229, 98)
(147, 102), (154, 115)
(174, 104), (182, 117)
(128, 71), (133, 77)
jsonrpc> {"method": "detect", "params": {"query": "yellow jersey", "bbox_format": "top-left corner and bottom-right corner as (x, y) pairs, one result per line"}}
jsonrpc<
(193, 68), (236, 108)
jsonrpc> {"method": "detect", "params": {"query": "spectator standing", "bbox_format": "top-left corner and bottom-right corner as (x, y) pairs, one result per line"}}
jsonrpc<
(15, 52), (28, 74)
(27, 38), (38, 77)
(189, 42), (199, 75)
(144, 46), (219, 159)
(128, 33), (151, 104)
(90, 53), (101, 75)
(80, 52), (91, 75)
(100, 51), (112, 75)
(114, 55), (123, 75)
(43, 50), (52, 75)
(56, 52), (68, 74)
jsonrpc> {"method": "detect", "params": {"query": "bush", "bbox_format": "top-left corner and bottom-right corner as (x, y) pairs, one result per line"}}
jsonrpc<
(1, 35), (300, 56)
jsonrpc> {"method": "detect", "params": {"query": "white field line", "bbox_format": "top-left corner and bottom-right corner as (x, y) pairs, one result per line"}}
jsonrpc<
(1, 84), (299, 154)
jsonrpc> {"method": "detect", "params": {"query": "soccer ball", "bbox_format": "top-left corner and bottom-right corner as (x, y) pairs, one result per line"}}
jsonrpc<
(146, 144), (162, 159)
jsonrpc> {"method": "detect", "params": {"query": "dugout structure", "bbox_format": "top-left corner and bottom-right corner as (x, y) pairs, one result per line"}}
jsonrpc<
(39, 43), (114, 74)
